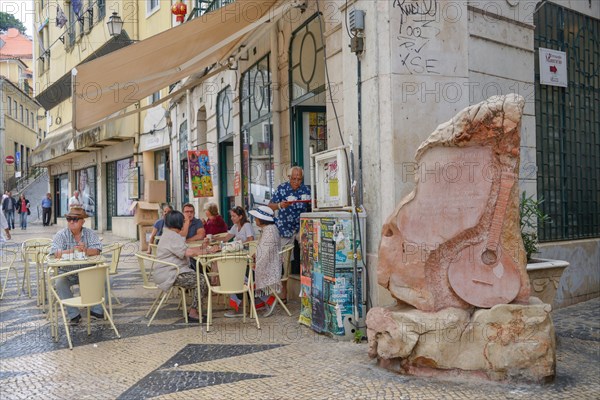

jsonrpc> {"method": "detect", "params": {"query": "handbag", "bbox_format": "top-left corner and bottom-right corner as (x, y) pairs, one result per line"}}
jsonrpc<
(27, 208), (31, 215)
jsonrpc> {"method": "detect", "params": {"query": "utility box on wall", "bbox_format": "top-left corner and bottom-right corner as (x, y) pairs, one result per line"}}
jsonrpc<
(313, 149), (349, 209)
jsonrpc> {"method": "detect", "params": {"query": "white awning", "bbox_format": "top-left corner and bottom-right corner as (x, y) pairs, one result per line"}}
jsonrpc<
(73, 0), (282, 130)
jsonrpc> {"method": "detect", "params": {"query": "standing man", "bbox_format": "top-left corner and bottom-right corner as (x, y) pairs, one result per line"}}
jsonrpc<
(180, 203), (206, 242)
(50, 207), (103, 324)
(2, 191), (16, 230)
(42, 193), (52, 226)
(69, 190), (82, 208)
(268, 166), (311, 300)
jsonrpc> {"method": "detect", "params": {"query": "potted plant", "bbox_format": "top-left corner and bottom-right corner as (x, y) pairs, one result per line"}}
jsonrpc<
(520, 192), (569, 306)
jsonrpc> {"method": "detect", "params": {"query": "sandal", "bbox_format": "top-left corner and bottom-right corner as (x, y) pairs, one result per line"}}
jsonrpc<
(187, 314), (207, 323)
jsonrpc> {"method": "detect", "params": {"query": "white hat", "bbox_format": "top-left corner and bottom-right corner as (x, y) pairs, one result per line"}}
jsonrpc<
(249, 205), (275, 222)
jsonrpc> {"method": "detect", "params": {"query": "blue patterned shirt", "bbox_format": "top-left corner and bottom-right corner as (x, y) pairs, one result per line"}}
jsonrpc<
(271, 182), (311, 238)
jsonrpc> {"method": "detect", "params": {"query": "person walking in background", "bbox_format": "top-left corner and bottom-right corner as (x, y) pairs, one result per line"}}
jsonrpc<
(18, 194), (30, 230)
(42, 193), (52, 226)
(69, 190), (82, 208)
(2, 191), (17, 230)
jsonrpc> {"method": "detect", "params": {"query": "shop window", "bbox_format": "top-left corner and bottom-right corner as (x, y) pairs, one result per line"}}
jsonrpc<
(241, 55), (273, 208)
(75, 166), (97, 217)
(55, 173), (69, 217)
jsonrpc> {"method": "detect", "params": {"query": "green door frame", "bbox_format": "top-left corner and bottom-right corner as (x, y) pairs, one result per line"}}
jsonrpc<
(291, 105), (326, 169)
(219, 140), (234, 226)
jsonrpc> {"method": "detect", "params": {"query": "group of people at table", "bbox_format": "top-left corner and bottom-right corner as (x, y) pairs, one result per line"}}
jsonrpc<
(46, 166), (311, 325)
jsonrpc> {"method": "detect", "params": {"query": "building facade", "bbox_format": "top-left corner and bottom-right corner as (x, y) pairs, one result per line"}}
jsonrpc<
(33, 0), (599, 308)
(0, 28), (40, 192)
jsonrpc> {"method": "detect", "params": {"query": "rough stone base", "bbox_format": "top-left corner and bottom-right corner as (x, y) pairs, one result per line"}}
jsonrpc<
(366, 297), (556, 383)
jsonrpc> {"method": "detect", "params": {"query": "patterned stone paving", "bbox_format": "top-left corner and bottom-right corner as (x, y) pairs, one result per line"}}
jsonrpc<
(1, 225), (599, 399)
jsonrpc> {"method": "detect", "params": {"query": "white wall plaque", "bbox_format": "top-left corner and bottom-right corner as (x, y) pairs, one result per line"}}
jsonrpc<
(539, 48), (568, 88)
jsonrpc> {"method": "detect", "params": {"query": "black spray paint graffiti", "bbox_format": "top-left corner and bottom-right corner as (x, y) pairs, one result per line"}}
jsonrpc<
(393, 0), (441, 75)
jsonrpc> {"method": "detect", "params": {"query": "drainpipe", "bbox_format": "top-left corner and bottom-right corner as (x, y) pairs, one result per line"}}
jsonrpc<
(186, 89), (192, 209)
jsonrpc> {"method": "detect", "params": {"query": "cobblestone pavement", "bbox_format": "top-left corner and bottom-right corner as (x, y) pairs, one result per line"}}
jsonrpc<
(1, 224), (599, 399)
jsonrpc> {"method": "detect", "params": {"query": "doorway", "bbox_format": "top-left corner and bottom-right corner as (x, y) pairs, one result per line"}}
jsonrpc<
(292, 106), (327, 184)
(219, 138), (235, 225)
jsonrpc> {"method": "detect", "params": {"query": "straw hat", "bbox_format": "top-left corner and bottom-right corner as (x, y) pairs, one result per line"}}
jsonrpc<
(249, 205), (274, 222)
(66, 207), (89, 219)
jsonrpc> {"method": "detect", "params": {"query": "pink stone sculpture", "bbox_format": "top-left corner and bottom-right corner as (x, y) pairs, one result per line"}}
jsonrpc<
(378, 94), (531, 311)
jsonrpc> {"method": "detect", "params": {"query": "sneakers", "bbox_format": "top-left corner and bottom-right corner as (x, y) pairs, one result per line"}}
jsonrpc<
(223, 310), (245, 318)
(90, 311), (105, 320)
(69, 315), (81, 325)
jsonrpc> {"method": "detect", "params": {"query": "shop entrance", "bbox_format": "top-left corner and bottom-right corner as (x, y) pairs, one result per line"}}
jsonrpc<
(219, 138), (235, 225)
(291, 106), (327, 183)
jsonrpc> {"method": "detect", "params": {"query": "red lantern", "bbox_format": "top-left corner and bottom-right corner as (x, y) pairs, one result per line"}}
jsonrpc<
(171, 1), (187, 24)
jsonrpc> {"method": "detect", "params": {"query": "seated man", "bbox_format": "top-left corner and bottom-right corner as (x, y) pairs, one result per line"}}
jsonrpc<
(181, 203), (206, 243)
(50, 207), (103, 324)
(147, 204), (172, 254)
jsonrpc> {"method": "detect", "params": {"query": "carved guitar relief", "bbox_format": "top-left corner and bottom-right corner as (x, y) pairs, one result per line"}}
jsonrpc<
(448, 171), (521, 308)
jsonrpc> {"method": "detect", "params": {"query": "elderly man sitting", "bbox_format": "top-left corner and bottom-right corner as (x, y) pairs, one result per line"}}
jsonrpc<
(50, 207), (103, 325)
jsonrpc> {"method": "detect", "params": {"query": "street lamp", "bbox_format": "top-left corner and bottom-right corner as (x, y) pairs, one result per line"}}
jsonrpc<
(107, 12), (124, 37)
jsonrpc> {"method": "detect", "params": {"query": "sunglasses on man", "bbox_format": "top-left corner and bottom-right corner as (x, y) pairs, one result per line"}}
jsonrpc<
(66, 217), (81, 222)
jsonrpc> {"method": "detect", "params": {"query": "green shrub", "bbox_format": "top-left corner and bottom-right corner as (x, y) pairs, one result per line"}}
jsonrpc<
(519, 192), (551, 261)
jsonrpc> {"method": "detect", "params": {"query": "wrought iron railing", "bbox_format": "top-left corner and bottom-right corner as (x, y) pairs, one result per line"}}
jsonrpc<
(534, 3), (600, 241)
(187, 0), (235, 21)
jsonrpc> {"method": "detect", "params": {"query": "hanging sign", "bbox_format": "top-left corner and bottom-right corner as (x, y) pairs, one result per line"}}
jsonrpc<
(539, 48), (568, 88)
(187, 150), (213, 198)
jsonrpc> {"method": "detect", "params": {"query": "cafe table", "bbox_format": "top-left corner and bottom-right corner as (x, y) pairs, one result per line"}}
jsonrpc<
(45, 255), (108, 337)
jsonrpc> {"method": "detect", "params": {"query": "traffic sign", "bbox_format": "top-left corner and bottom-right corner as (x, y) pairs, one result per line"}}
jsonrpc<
(5, 155), (15, 165)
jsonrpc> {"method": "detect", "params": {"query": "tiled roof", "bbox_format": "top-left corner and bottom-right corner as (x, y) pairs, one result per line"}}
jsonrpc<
(0, 28), (33, 58)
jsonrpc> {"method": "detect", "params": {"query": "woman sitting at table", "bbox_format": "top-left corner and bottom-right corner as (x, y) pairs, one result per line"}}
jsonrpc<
(221, 206), (255, 243)
(155, 210), (218, 322)
(225, 206), (280, 318)
(202, 202), (228, 235)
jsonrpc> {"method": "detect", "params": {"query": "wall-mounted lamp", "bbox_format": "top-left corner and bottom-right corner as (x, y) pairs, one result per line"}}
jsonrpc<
(107, 12), (124, 37)
(228, 56), (237, 70)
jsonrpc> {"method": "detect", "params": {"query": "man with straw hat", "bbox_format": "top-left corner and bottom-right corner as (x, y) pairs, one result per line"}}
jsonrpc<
(50, 207), (103, 324)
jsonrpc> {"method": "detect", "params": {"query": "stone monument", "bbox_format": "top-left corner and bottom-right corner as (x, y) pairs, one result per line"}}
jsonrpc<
(367, 95), (556, 382)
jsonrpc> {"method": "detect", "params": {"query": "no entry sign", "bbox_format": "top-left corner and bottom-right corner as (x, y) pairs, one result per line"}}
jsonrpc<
(5, 155), (15, 165)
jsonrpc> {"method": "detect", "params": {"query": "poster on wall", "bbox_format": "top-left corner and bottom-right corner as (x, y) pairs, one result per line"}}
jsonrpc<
(116, 158), (134, 216)
(187, 150), (213, 198)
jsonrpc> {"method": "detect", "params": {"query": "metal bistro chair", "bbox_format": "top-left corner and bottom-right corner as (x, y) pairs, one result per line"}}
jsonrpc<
(202, 255), (259, 332)
(0, 247), (21, 299)
(135, 253), (191, 326)
(21, 238), (52, 301)
(48, 264), (120, 350)
(99, 242), (124, 316)
(253, 245), (293, 318)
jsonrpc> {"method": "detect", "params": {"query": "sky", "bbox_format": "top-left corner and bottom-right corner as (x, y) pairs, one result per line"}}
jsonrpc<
(2, 0), (35, 37)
